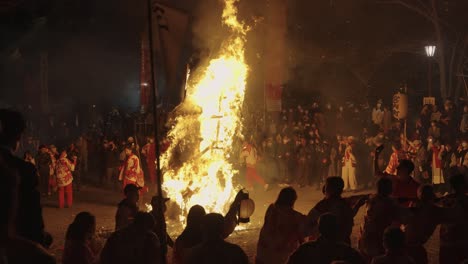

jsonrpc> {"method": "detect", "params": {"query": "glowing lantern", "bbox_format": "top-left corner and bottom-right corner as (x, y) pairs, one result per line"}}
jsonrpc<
(238, 192), (255, 223)
(392, 92), (408, 120)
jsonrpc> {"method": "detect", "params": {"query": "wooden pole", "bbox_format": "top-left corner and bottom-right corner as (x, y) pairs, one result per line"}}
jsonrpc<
(146, 0), (167, 262)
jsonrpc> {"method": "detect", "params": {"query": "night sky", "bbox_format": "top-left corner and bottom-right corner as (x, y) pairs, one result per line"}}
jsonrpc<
(1, 0), (467, 109)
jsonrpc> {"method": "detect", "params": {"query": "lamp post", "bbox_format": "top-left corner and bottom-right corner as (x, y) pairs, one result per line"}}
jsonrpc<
(425, 45), (436, 97)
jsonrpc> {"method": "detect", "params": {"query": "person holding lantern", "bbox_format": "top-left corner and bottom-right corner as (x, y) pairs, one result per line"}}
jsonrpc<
(341, 137), (357, 192)
(55, 150), (76, 208)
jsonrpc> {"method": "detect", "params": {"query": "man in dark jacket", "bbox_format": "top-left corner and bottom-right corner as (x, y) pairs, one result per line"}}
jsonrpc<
(115, 184), (140, 230)
(0, 109), (49, 247)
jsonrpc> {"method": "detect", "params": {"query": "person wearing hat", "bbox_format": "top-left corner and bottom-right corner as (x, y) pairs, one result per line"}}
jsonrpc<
(115, 184), (141, 231)
(118, 144), (145, 190)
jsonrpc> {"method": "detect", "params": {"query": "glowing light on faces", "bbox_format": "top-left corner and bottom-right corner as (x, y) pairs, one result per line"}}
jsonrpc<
(161, 0), (248, 220)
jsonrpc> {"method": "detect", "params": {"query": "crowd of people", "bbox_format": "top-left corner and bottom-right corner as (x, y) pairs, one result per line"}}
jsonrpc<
(244, 99), (468, 196)
(1, 96), (468, 264)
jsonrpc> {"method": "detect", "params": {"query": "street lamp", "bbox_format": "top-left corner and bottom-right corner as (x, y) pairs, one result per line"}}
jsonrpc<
(425, 45), (436, 57)
(425, 45), (436, 97)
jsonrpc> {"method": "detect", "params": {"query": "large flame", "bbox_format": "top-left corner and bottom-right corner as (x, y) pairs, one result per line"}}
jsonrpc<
(161, 0), (248, 220)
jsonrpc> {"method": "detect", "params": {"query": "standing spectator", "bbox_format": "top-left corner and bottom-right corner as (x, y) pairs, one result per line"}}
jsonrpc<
(419, 105), (432, 132)
(187, 213), (248, 264)
(403, 185), (455, 264)
(149, 195), (174, 257)
(36, 145), (52, 195)
(142, 137), (157, 185)
(440, 143), (456, 192)
(429, 140), (445, 192)
(115, 184), (140, 231)
(0, 154), (55, 264)
(459, 105), (468, 135)
(49, 145), (59, 195)
(76, 135), (88, 173)
(287, 213), (365, 264)
(431, 105), (442, 122)
(295, 138), (309, 187)
(427, 121), (441, 140)
(174, 205), (206, 264)
(101, 212), (161, 264)
(372, 99), (384, 130)
(371, 227), (415, 264)
(104, 140), (120, 188)
(411, 140), (428, 184)
(256, 187), (306, 264)
(56, 150), (76, 209)
(306, 177), (366, 244)
(63, 212), (100, 264)
(0, 109), (48, 246)
(382, 106), (392, 134)
(328, 141), (338, 177)
(358, 177), (401, 261)
(342, 141), (357, 192)
(439, 174), (468, 264)
(68, 142), (81, 192)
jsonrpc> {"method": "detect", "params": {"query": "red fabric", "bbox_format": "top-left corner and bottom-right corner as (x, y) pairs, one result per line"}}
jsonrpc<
(432, 146), (442, 168)
(146, 143), (156, 184)
(246, 167), (265, 188)
(58, 183), (73, 208)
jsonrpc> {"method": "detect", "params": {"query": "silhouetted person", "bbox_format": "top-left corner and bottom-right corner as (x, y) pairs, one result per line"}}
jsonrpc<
(150, 195), (174, 255)
(403, 185), (455, 264)
(256, 187), (306, 264)
(375, 146), (419, 207)
(306, 177), (366, 244)
(0, 154), (55, 264)
(101, 212), (161, 264)
(63, 212), (100, 264)
(439, 174), (468, 264)
(188, 213), (248, 264)
(115, 184), (140, 231)
(359, 177), (402, 261)
(287, 213), (365, 264)
(0, 109), (48, 247)
(371, 227), (415, 264)
(174, 205), (206, 264)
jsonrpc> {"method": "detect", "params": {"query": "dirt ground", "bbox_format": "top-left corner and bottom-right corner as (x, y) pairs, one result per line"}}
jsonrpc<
(42, 184), (439, 263)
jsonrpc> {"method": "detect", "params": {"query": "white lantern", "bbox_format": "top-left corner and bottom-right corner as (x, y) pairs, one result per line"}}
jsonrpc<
(238, 192), (255, 223)
(392, 92), (408, 120)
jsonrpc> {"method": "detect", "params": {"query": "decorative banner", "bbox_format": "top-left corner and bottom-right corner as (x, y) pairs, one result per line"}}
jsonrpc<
(423, 97), (435, 106)
(393, 92), (408, 120)
(151, 1), (190, 106)
(265, 83), (282, 112)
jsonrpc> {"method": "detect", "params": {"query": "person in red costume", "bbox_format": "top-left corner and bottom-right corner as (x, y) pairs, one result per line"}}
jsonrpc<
(119, 145), (145, 190)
